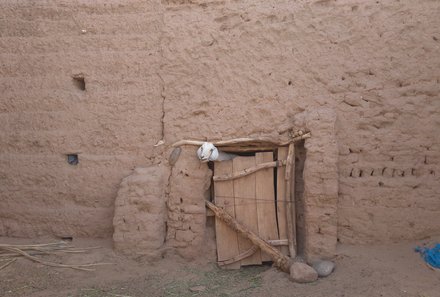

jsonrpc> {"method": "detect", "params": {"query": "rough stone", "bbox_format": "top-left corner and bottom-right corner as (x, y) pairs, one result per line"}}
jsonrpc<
(311, 260), (335, 277)
(290, 262), (319, 283)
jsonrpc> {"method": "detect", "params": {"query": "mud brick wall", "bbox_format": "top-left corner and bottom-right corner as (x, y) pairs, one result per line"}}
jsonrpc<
(0, 0), (165, 237)
(113, 165), (169, 258)
(294, 108), (339, 259)
(1, 0), (439, 251)
(166, 148), (212, 259)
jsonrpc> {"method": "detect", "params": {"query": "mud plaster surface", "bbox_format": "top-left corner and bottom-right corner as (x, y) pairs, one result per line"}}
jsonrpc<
(113, 165), (170, 257)
(0, 0), (439, 249)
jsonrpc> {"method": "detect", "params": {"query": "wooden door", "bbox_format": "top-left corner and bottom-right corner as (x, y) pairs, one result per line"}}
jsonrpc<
(213, 151), (292, 269)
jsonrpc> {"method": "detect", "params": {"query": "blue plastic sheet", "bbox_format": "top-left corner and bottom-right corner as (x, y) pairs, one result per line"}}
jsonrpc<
(415, 243), (440, 269)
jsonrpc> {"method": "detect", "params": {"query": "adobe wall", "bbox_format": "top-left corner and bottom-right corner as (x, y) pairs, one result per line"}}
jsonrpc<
(0, 0), (165, 237)
(1, 0), (439, 251)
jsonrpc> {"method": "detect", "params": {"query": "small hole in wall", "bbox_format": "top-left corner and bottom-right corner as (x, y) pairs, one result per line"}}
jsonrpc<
(180, 197), (183, 203)
(67, 154), (79, 165)
(288, 80), (292, 85)
(378, 181), (384, 187)
(73, 75), (86, 91)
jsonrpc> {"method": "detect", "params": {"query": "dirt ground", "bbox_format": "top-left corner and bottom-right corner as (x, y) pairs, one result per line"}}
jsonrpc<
(1, 236), (439, 297)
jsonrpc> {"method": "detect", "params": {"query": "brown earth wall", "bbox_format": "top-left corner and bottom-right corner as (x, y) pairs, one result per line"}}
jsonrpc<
(1, 0), (439, 246)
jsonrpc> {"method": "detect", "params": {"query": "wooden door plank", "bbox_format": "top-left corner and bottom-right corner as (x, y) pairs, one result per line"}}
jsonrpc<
(214, 160), (240, 269)
(233, 156), (262, 266)
(255, 152), (279, 262)
(276, 147), (289, 256)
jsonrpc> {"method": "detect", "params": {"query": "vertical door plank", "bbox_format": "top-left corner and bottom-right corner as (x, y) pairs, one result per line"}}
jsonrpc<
(214, 160), (240, 269)
(291, 145), (296, 256)
(233, 156), (262, 266)
(276, 147), (289, 256)
(285, 143), (297, 258)
(255, 152), (279, 262)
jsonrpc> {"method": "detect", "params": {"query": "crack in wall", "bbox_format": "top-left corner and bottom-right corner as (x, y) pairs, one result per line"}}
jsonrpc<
(164, 165), (174, 243)
(157, 4), (171, 245)
(157, 3), (167, 143)
(157, 72), (166, 141)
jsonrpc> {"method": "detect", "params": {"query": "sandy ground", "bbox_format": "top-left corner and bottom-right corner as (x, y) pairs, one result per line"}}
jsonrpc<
(0, 237), (439, 297)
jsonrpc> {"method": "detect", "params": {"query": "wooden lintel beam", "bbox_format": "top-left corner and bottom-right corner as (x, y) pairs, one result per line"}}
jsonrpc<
(171, 132), (311, 148)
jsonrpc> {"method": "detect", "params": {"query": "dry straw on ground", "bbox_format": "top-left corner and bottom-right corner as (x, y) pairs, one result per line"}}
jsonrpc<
(0, 241), (112, 271)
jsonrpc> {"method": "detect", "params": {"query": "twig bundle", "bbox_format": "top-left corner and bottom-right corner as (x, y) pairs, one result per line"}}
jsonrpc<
(0, 241), (113, 271)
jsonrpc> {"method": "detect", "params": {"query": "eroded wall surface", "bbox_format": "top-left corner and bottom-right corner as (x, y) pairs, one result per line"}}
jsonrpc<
(113, 165), (169, 258)
(1, 0), (439, 245)
(0, 0), (165, 237)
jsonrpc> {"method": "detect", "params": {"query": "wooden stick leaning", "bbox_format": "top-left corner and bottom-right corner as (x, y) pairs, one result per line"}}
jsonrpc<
(205, 200), (293, 273)
(213, 160), (286, 181)
(284, 143), (296, 258)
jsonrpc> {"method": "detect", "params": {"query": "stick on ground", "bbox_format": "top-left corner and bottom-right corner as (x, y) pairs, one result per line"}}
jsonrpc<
(0, 243), (113, 271)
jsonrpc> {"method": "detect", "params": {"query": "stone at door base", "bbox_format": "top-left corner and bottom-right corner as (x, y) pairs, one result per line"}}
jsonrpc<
(289, 262), (318, 283)
(311, 260), (335, 277)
